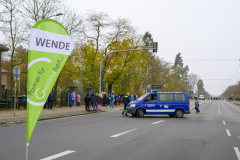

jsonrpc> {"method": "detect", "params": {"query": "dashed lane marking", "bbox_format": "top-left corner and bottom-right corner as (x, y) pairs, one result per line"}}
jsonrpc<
(40, 150), (75, 160)
(151, 120), (164, 124)
(234, 147), (240, 160)
(110, 128), (137, 138)
(218, 101), (220, 114)
(223, 121), (226, 125)
(226, 129), (231, 136)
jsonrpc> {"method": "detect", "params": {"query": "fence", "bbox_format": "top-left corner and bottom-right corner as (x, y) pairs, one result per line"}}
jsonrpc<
(0, 88), (87, 109)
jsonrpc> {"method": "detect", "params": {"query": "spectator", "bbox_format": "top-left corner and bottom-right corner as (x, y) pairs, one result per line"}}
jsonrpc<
(48, 91), (54, 110)
(71, 92), (76, 107)
(107, 93), (110, 106)
(103, 92), (107, 107)
(130, 94), (134, 102)
(97, 93), (103, 111)
(84, 93), (90, 111)
(110, 91), (115, 108)
(75, 93), (78, 108)
(91, 93), (97, 114)
(115, 94), (118, 107)
(76, 93), (81, 108)
(134, 94), (136, 100)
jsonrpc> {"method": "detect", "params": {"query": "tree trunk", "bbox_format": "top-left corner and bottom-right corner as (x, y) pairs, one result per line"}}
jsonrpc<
(108, 84), (112, 94)
(0, 51), (2, 97)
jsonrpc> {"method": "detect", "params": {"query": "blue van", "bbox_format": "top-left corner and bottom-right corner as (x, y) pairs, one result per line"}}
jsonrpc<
(126, 90), (190, 118)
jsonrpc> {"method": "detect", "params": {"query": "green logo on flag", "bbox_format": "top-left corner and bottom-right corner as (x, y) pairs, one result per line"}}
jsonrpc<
(26, 19), (74, 143)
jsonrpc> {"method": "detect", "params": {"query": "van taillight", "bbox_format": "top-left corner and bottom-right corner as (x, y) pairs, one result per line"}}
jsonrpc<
(188, 103), (190, 108)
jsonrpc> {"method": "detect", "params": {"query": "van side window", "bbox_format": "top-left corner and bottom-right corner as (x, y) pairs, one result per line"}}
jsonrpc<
(143, 94), (157, 102)
(174, 94), (185, 101)
(159, 94), (173, 101)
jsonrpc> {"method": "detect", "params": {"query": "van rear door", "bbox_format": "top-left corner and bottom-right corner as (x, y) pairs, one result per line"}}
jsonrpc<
(173, 94), (188, 111)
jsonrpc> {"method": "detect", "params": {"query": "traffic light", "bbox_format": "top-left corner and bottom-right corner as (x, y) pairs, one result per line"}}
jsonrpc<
(102, 79), (106, 88)
(153, 42), (158, 53)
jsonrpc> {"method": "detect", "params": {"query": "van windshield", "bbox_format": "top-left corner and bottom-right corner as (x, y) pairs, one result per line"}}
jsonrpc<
(137, 93), (149, 101)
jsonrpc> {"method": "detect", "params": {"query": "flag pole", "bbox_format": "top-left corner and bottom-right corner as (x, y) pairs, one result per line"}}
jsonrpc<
(26, 143), (29, 160)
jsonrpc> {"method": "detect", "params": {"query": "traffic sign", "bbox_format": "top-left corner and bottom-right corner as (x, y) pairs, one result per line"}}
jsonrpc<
(14, 75), (20, 81)
(152, 84), (163, 90)
(147, 85), (150, 89)
(13, 67), (21, 75)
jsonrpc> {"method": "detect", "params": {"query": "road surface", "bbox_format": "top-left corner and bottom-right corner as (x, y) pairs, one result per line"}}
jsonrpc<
(1, 100), (240, 160)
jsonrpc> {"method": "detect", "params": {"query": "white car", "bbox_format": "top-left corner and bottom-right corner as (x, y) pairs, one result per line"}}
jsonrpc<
(199, 95), (205, 100)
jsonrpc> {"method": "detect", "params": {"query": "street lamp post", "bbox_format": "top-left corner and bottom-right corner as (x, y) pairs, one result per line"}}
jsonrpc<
(99, 48), (155, 93)
(46, 13), (63, 19)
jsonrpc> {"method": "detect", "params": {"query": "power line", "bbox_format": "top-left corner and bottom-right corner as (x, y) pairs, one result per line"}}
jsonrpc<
(183, 59), (240, 61)
(224, 65), (240, 87)
(205, 86), (225, 87)
(202, 79), (230, 80)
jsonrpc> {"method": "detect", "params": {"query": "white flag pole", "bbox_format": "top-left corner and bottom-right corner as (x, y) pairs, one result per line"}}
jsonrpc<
(26, 143), (29, 160)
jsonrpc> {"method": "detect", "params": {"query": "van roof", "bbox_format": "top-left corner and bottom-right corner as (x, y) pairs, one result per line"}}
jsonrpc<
(150, 90), (187, 94)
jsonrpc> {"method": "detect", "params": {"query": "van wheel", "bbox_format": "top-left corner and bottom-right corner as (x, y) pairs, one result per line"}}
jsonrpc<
(137, 109), (144, 118)
(168, 114), (174, 117)
(175, 109), (184, 118)
(132, 114), (136, 117)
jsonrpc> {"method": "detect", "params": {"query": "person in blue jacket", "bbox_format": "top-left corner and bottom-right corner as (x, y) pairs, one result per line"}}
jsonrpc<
(71, 92), (76, 107)
(130, 94), (134, 102)
(110, 91), (115, 108)
(195, 99), (200, 113)
(48, 91), (54, 110)
(122, 93), (130, 116)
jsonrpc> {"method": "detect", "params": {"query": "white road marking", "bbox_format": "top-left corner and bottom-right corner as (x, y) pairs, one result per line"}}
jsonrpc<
(110, 128), (137, 138)
(226, 129), (231, 136)
(151, 120), (164, 124)
(218, 101), (220, 114)
(40, 150), (75, 160)
(223, 121), (226, 125)
(234, 147), (240, 160)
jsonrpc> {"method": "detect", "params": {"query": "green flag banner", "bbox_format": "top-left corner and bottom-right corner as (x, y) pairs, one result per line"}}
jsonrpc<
(27, 19), (74, 143)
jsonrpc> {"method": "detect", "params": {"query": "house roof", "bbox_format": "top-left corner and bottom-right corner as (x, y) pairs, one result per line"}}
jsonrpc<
(1, 69), (8, 73)
(0, 44), (9, 51)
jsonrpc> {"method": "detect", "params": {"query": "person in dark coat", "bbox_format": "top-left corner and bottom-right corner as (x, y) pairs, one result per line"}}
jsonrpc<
(102, 92), (107, 107)
(90, 93), (97, 114)
(84, 93), (90, 111)
(122, 93), (130, 116)
(133, 94), (136, 100)
(48, 91), (54, 110)
(115, 95), (118, 107)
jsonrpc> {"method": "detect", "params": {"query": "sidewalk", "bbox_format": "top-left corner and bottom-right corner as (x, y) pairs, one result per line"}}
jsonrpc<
(232, 101), (240, 106)
(0, 105), (123, 125)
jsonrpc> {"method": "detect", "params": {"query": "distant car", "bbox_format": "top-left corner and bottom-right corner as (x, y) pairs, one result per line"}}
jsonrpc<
(199, 95), (205, 100)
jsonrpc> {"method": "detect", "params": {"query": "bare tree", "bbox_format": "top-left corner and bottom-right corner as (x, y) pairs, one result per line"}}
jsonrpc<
(21, 0), (62, 27)
(84, 10), (110, 54)
(188, 73), (200, 92)
(0, 0), (24, 108)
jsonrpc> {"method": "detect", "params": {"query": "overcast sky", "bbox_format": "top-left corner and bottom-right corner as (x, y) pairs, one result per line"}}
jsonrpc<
(67, 0), (240, 96)
(1, 0), (240, 96)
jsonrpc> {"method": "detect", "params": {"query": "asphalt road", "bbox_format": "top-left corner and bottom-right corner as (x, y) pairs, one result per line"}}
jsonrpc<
(1, 100), (240, 160)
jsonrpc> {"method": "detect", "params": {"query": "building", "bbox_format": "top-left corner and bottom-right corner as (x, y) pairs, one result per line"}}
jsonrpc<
(1, 68), (9, 91)
(0, 44), (9, 95)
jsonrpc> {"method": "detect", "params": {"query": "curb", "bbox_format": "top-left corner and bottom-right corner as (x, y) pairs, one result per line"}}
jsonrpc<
(0, 110), (106, 126)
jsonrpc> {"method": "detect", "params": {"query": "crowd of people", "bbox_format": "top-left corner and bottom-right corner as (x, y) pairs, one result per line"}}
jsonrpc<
(82, 91), (139, 114)
(43, 90), (139, 114)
